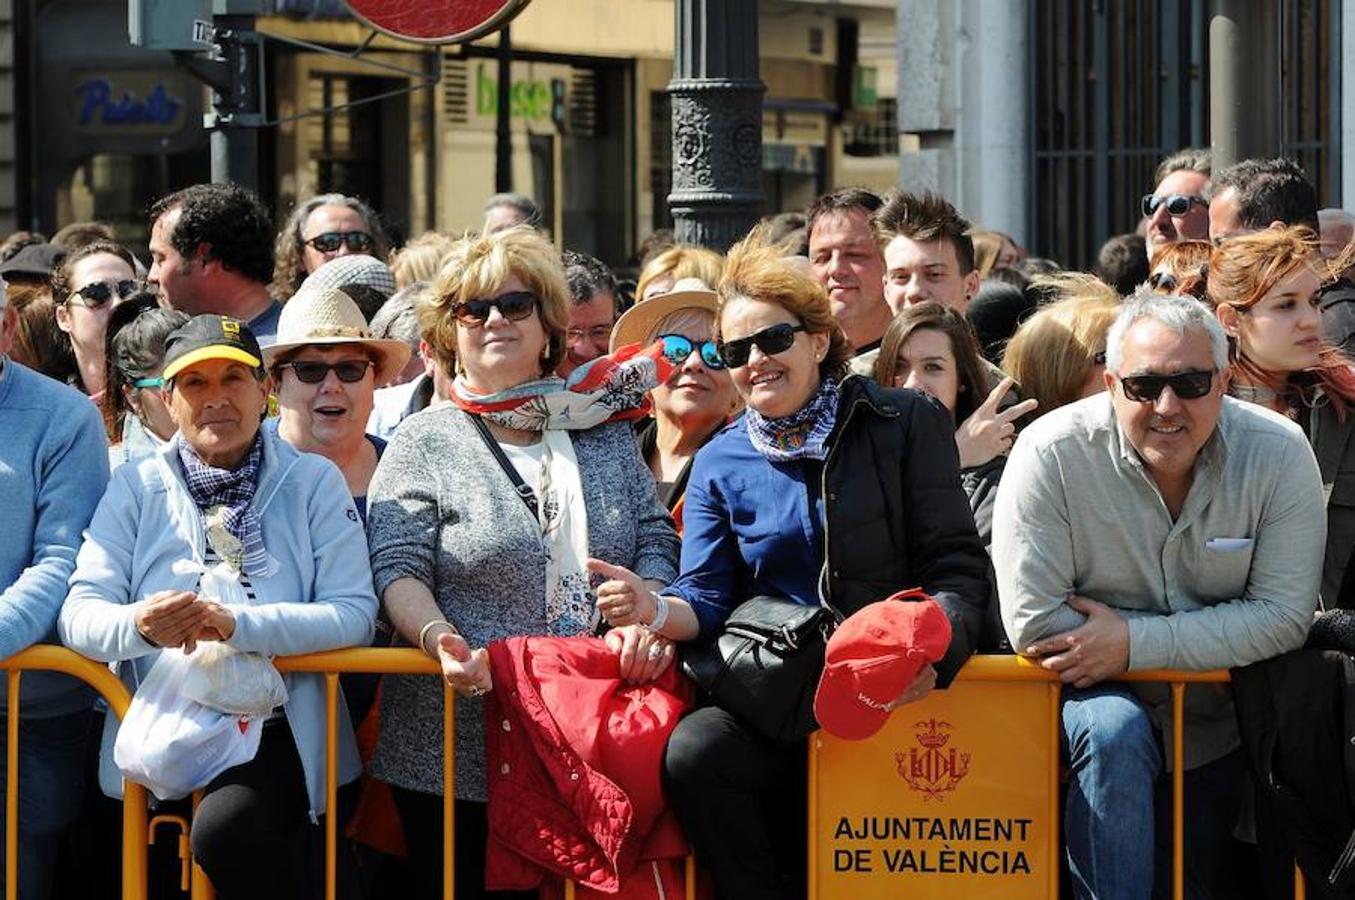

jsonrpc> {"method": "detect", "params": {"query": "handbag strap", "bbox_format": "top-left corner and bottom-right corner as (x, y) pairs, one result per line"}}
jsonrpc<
(467, 412), (539, 520)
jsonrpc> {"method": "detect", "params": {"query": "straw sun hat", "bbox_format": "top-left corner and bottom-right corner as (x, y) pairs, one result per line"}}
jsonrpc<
(262, 286), (411, 384)
(608, 278), (720, 353)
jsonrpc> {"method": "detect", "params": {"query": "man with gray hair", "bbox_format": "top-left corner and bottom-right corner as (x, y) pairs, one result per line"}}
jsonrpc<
(482, 192), (542, 235)
(993, 291), (1325, 899)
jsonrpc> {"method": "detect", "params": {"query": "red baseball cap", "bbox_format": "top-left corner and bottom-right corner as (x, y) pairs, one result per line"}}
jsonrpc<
(813, 590), (952, 741)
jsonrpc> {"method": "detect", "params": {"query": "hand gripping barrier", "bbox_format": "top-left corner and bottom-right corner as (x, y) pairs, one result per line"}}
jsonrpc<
(0, 648), (1308, 900)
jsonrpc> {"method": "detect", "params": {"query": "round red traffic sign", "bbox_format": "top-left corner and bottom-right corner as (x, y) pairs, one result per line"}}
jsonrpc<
(344, 0), (532, 45)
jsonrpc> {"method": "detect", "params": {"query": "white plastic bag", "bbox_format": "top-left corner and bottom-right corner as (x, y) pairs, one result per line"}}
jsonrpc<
(114, 649), (263, 800)
(175, 560), (288, 717)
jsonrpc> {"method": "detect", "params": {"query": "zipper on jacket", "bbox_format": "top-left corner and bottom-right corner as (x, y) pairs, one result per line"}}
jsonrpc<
(817, 394), (870, 612)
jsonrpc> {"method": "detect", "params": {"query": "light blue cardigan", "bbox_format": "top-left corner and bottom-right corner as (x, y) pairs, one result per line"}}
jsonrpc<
(60, 426), (377, 818)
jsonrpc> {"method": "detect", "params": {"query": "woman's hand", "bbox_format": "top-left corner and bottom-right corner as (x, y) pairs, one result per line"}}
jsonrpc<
(884, 664), (937, 711)
(186, 602), (237, 653)
(955, 377), (1038, 468)
(605, 624), (676, 684)
(436, 631), (493, 698)
(136, 590), (209, 650)
(586, 558), (658, 628)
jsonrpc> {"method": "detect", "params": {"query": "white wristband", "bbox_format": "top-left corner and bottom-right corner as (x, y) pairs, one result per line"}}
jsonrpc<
(647, 593), (671, 633)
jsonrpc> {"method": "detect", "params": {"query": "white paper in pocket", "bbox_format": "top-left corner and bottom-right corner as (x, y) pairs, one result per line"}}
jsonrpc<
(1205, 537), (1254, 552)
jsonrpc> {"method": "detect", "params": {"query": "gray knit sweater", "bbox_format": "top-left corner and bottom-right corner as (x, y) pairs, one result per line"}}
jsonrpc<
(365, 405), (680, 800)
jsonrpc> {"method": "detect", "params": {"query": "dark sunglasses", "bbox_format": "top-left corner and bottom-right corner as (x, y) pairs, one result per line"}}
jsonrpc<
(453, 290), (538, 326)
(277, 360), (374, 384)
(69, 279), (139, 308)
(717, 322), (807, 369)
(1118, 369), (1214, 402)
(1141, 193), (1206, 218)
(659, 334), (725, 370)
(303, 231), (374, 253)
(1148, 271), (1178, 292)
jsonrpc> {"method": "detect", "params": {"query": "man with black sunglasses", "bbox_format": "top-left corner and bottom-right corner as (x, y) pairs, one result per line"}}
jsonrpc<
(1142, 147), (1212, 260)
(994, 291), (1325, 900)
(148, 184), (283, 346)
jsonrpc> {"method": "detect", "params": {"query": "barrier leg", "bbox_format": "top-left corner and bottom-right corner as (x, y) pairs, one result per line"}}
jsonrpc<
(325, 674), (339, 900)
(1047, 682), (1061, 900)
(1171, 682), (1185, 900)
(122, 782), (148, 900)
(1295, 864), (1306, 899)
(807, 734), (818, 900)
(443, 684), (455, 900)
(6, 670), (18, 900)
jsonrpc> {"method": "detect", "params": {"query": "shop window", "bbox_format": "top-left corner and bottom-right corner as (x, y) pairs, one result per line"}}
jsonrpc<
(842, 97), (899, 158)
(58, 150), (210, 253)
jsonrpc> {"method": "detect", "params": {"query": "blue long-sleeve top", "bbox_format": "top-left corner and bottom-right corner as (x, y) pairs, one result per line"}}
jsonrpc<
(0, 359), (109, 716)
(663, 416), (827, 640)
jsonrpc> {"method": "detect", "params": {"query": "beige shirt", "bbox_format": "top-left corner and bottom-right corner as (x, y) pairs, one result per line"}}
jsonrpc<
(993, 393), (1326, 769)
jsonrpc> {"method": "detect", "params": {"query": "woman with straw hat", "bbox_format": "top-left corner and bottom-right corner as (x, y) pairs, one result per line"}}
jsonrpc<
(263, 286), (410, 521)
(609, 277), (739, 530)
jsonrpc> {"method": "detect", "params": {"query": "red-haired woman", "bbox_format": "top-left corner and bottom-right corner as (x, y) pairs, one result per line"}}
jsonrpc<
(1209, 225), (1355, 602)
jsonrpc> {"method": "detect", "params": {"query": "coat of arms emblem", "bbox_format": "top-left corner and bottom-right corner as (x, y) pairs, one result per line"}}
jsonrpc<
(896, 718), (971, 801)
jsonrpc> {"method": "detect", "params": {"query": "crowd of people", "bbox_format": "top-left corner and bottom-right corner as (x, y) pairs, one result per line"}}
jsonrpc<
(2, 150), (1355, 900)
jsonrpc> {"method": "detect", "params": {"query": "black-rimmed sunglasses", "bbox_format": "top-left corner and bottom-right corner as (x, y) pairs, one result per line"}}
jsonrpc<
(1141, 193), (1206, 218)
(69, 279), (139, 308)
(277, 360), (374, 384)
(659, 334), (725, 370)
(717, 322), (807, 369)
(1118, 370), (1214, 402)
(303, 231), (375, 254)
(453, 290), (538, 326)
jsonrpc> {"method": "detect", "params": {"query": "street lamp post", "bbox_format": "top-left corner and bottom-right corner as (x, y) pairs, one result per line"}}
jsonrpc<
(668, 0), (765, 251)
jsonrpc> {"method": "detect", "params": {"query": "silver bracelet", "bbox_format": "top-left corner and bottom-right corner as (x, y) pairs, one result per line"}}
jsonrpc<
(418, 620), (454, 657)
(647, 593), (671, 633)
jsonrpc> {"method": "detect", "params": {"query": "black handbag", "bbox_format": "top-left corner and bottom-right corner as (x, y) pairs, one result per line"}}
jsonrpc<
(679, 595), (840, 744)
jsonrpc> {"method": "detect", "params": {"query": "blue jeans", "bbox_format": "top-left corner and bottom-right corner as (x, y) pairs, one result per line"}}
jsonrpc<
(0, 708), (94, 900)
(1062, 685), (1252, 900)
(1062, 684), (1162, 900)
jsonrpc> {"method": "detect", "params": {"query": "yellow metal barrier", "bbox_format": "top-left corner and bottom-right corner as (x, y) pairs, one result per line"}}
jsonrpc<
(0, 646), (148, 900)
(0, 647), (1307, 899)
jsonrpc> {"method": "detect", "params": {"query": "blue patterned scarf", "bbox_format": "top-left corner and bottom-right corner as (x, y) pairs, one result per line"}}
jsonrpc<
(745, 377), (841, 462)
(178, 434), (269, 577)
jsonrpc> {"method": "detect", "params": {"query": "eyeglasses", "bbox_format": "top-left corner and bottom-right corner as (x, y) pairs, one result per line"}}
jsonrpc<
(69, 280), (139, 308)
(1148, 271), (1179, 292)
(1141, 193), (1207, 218)
(131, 376), (164, 390)
(1117, 369), (1214, 402)
(452, 290), (538, 326)
(277, 360), (374, 384)
(717, 323), (807, 368)
(303, 231), (375, 254)
(658, 334), (726, 370)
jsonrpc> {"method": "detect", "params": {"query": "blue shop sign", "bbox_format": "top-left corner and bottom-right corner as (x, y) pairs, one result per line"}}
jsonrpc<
(71, 71), (191, 134)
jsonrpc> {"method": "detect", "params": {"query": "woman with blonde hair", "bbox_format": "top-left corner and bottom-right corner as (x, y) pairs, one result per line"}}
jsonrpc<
(389, 231), (455, 289)
(365, 225), (679, 898)
(1002, 273), (1122, 417)
(589, 237), (989, 900)
(1208, 226), (1355, 601)
(634, 244), (724, 302)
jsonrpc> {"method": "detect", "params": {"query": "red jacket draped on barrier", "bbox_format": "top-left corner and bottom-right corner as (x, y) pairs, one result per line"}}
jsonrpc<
(484, 635), (691, 896)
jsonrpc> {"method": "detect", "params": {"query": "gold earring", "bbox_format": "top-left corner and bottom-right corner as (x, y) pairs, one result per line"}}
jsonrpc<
(541, 341), (551, 359)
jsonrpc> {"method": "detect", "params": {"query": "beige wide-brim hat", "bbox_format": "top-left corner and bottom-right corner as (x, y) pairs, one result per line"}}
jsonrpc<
(609, 278), (720, 353)
(262, 286), (412, 385)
